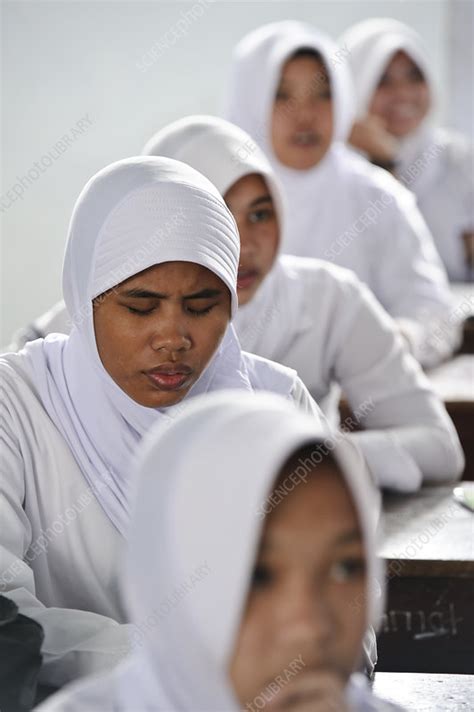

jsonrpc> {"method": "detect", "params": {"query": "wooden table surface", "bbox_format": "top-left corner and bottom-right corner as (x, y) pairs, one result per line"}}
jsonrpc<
(376, 484), (474, 673)
(379, 483), (474, 575)
(373, 672), (473, 711)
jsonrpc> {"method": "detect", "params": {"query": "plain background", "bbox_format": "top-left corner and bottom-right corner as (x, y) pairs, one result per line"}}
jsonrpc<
(1, 0), (473, 346)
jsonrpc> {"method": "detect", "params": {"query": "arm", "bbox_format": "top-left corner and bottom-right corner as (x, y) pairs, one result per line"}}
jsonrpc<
(370, 177), (462, 367)
(332, 279), (464, 491)
(0, 410), (132, 689)
(289, 376), (332, 429)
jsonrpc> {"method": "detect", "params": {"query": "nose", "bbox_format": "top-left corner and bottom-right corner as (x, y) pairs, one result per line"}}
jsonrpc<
(278, 581), (333, 651)
(236, 220), (258, 258)
(149, 315), (192, 355)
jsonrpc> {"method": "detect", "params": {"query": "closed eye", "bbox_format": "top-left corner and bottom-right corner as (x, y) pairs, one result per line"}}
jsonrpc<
(126, 305), (155, 316)
(186, 304), (217, 317)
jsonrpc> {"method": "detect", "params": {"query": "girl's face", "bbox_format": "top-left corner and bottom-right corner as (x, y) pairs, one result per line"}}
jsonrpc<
(369, 50), (430, 137)
(271, 55), (333, 170)
(93, 261), (231, 407)
(229, 454), (367, 711)
(224, 173), (279, 306)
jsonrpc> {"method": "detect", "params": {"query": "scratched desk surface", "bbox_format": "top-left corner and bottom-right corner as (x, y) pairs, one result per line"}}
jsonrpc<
(379, 483), (474, 576)
(373, 673), (473, 711)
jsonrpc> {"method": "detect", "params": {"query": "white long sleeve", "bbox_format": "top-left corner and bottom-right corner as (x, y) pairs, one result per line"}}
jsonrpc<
(235, 256), (464, 491)
(354, 161), (462, 368)
(0, 356), (131, 688)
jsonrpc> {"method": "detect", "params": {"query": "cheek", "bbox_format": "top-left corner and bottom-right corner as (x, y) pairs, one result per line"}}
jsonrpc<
(229, 600), (275, 702)
(331, 581), (367, 643)
(193, 312), (230, 360)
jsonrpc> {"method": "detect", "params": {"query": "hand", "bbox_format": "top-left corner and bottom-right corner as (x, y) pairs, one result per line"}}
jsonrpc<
(462, 231), (474, 270)
(349, 115), (398, 164)
(265, 670), (351, 712)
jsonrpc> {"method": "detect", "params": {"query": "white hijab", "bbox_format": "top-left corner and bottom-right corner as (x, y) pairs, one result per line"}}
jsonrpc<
(143, 114), (308, 361)
(222, 20), (360, 258)
(22, 156), (254, 537)
(340, 18), (473, 281)
(41, 390), (385, 711)
(339, 18), (438, 189)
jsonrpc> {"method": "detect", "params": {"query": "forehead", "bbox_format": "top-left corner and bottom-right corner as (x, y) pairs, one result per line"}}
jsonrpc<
(118, 261), (226, 293)
(385, 49), (421, 73)
(279, 54), (328, 83)
(225, 173), (270, 205)
(263, 462), (361, 546)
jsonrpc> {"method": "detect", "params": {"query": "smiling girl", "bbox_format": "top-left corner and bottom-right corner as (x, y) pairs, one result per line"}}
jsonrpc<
(341, 18), (474, 282)
(223, 20), (460, 367)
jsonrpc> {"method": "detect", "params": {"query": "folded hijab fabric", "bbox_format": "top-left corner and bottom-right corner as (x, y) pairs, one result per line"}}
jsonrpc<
(341, 18), (474, 281)
(37, 391), (403, 712)
(223, 20), (460, 366)
(142, 114), (464, 491)
(18, 156), (249, 538)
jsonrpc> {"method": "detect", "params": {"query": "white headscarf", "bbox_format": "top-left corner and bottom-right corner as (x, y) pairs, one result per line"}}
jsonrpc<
(41, 390), (383, 711)
(340, 18), (473, 282)
(143, 114), (307, 361)
(339, 18), (435, 123)
(124, 391), (383, 710)
(22, 156), (254, 537)
(339, 18), (438, 184)
(222, 21), (365, 259)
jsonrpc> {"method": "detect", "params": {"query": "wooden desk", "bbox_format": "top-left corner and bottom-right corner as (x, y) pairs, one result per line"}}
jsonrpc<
(373, 673), (473, 711)
(427, 355), (474, 480)
(451, 282), (474, 354)
(450, 282), (474, 355)
(377, 484), (474, 673)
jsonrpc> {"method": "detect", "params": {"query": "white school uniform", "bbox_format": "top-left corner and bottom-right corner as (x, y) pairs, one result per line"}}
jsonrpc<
(142, 114), (464, 490)
(37, 391), (404, 711)
(223, 20), (461, 367)
(340, 17), (474, 282)
(0, 157), (324, 688)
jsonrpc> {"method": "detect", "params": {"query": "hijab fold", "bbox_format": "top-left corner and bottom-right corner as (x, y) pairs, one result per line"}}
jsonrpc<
(23, 157), (251, 536)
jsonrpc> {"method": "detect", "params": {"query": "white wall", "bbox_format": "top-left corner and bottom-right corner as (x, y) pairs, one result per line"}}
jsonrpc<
(0, 0), (463, 344)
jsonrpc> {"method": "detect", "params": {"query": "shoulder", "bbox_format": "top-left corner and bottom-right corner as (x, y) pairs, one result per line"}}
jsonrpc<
(241, 351), (297, 396)
(0, 349), (46, 425)
(0, 351), (35, 396)
(278, 255), (371, 315)
(434, 128), (474, 180)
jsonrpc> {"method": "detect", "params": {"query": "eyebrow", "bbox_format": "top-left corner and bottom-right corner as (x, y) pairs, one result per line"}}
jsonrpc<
(121, 287), (223, 300)
(333, 528), (363, 546)
(257, 527), (362, 554)
(249, 195), (273, 208)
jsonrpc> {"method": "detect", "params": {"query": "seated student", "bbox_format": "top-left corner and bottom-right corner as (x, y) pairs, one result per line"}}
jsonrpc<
(341, 18), (474, 282)
(142, 114), (464, 491)
(0, 157), (325, 689)
(223, 20), (461, 368)
(37, 391), (404, 712)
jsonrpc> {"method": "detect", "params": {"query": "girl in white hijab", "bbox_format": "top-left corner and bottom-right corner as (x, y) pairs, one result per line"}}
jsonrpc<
(223, 20), (460, 367)
(341, 17), (474, 282)
(142, 114), (464, 492)
(37, 390), (403, 712)
(0, 157), (324, 689)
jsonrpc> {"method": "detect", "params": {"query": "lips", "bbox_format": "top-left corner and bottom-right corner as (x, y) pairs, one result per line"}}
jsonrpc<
(144, 364), (193, 392)
(237, 268), (259, 290)
(292, 131), (319, 147)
